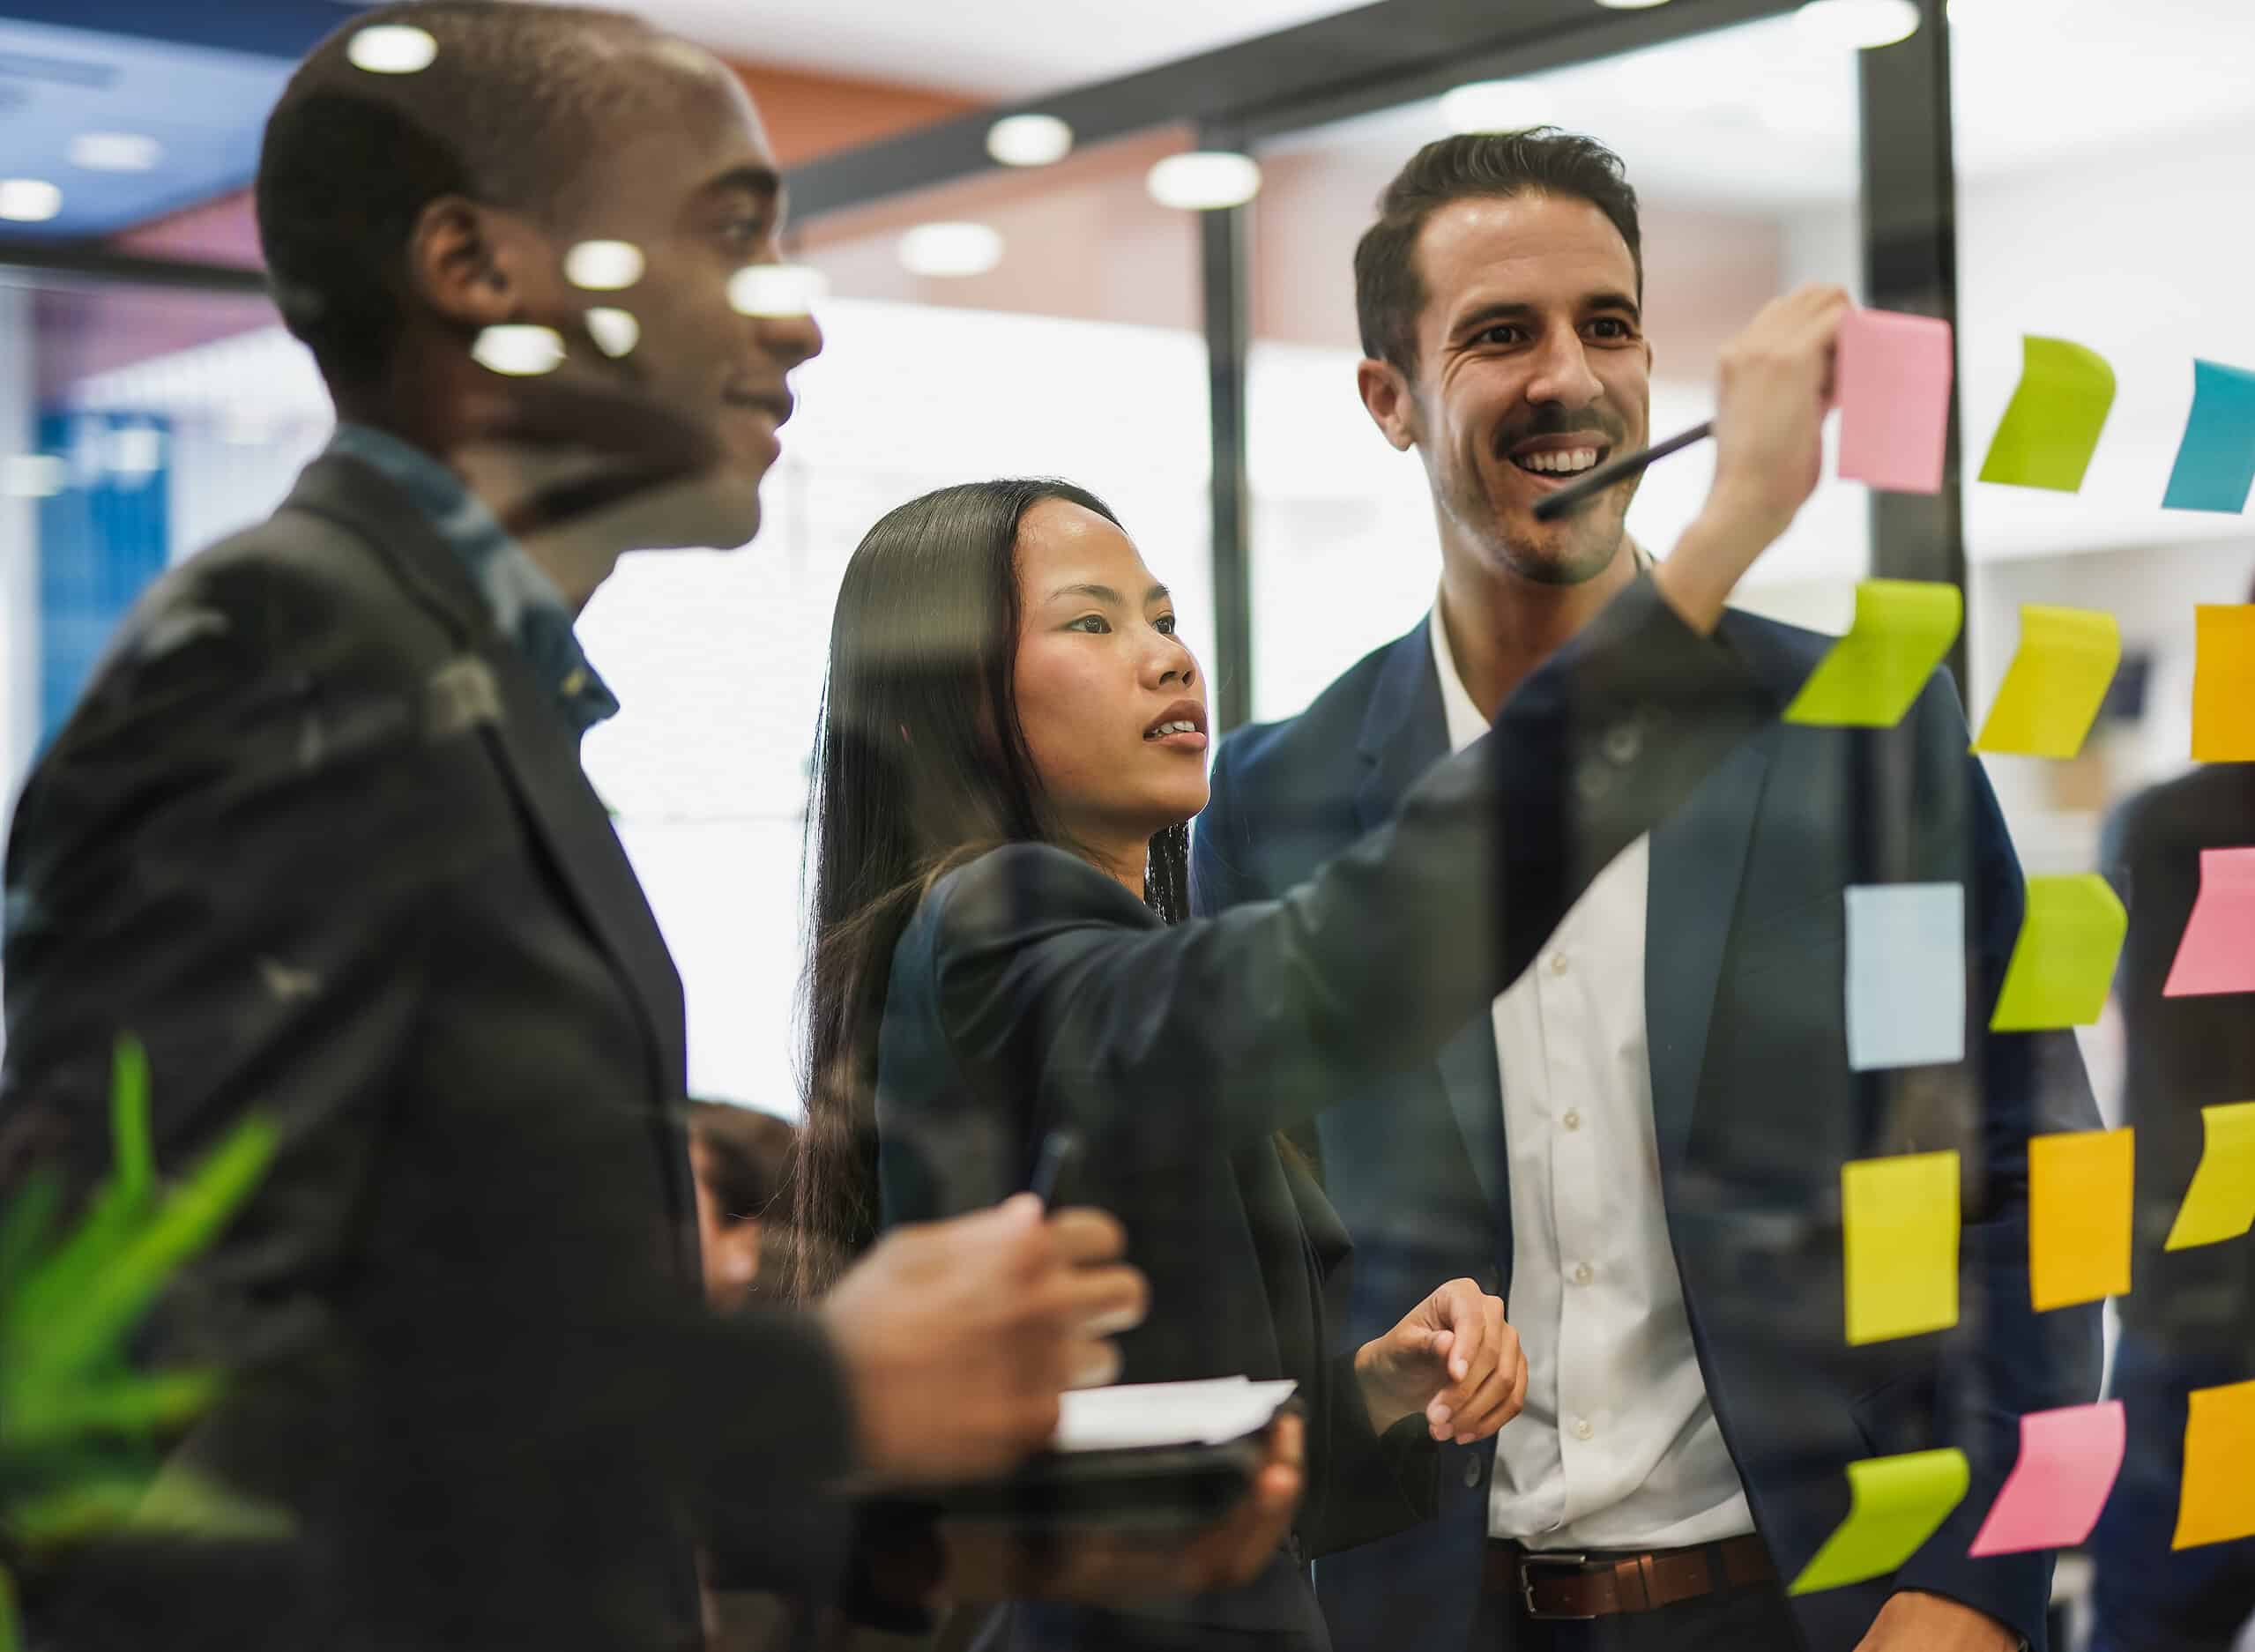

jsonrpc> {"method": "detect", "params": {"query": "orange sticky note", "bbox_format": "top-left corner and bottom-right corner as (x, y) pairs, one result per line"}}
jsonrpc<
(2028, 1127), (2133, 1311)
(2175, 1378), (2255, 1548)
(2192, 605), (2255, 763)
(1842, 1150), (1960, 1345)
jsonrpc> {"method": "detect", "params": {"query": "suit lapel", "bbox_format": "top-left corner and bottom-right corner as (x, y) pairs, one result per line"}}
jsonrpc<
(1645, 608), (1787, 1175)
(1355, 623), (1510, 1224)
(287, 457), (696, 1239)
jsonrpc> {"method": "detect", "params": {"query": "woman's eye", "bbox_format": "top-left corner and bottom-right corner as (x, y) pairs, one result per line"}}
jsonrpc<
(1154, 614), (1177, 636)
(1067, 614), (1111, 634)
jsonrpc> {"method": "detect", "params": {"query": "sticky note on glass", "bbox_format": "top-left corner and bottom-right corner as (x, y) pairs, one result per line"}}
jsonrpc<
(2028, 1127), (2133, 1311)
(1973, 606), (2122, 758)
(1790, 1447), (1970, 1594)
(1845, 884), (1965, 1072)
(1836, 309), (1954, 494)
(1968, 1401), (2126, 1556)
(1785, 580), (1963, 729)
(2164, 847), (2255, 997)
(2192, 605), (2255, 763)
(1843, 1150), (1959, 1345)
(1978, 336), (2117, 493)
(1989, 874), (2128, 1031)
(2163, 1099), (2255, 1251)
(2163, 360), (2255, 513)
(2175, 1378), (2255, 1549)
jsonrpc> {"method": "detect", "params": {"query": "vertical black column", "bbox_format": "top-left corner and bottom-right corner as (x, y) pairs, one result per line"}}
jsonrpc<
(1202, 182), (1254, 735)
(1858, 0), (1968, 689)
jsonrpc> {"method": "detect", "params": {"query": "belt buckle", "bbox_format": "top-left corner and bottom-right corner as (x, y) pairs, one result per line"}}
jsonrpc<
(1518, 1551), (1596, 1621)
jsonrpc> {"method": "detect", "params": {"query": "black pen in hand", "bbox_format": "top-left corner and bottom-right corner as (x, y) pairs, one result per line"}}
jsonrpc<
(1029, 1129), (1083, 1208)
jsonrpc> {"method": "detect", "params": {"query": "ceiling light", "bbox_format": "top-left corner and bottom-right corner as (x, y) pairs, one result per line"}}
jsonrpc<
(1146, 153), (1261, 212)
(471, 324), (566, 376)
(108, 425), (164, 480)
(728, 264), (829, 317)
(0, 454), (65, 498)
(564, 240), (645, 291)
(584, 308), (639, 359)
(69, 132), (162, 173)
(1594, 0), (1676, 8)
(986, 113), (1074, 167)
(1795, 0), (1922, 49)
(347, 24), (439, 74)
(897, 221), (1004, 279)
(1439, 80), (1557, 135)
(0, 179), (63, 223)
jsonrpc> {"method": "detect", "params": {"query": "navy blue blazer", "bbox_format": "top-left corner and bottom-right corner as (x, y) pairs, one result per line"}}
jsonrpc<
(1193, 605), (2105, 1652)
(871, 577), (1775, 1648)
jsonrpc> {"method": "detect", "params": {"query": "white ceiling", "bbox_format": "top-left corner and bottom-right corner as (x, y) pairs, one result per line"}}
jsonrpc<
(584, 0), (1377, 97)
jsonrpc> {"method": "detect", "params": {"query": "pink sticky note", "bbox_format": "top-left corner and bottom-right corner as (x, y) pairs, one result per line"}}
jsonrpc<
(1836, 308), (1956, 495)
(2164, 847), (2255, 997)
(1968, 1401), (2127, 1556)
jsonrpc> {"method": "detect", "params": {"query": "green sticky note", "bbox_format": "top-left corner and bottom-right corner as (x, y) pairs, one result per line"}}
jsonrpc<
(1978, 336), (2117, 492)
(1843, 1150), (1961, 1345)
(1990, 874), (2129, 1031)
(1790, 1448), (1971, 1594)
(2164, 1100), (2255, 1252)
(1973, 605), (2123, 759)
(1784, 580), (1963, 729)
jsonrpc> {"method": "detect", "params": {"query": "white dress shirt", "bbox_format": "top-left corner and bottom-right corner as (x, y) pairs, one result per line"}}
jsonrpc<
(1427, 600), (1756, 1551)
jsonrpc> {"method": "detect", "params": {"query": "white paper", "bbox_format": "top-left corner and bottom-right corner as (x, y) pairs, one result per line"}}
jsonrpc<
(1051, 1377), (1299, 1454)
(1845, 882), (1968, 1072)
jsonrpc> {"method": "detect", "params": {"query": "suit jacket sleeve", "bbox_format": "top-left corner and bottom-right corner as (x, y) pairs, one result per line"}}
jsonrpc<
(2, 564), (859, 1603)
(922, 574), (1772, 1164)
(1886, 674), (2104, 1644)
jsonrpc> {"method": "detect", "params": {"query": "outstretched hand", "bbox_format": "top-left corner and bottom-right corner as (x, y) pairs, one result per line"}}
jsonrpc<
(1354, 1278), (1525, 1444)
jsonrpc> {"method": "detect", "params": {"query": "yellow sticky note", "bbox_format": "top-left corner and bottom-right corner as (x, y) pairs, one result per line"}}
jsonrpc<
(1790, 1448), (1971, 1594)
(2174, 1378), (2255, 1549)
(2163, 1099), (2255, 1251)
(1786, 580), (1964, 729)
(1990, 874), (2128, 1032)
(2192, 605), (2255, 763)
(1978, 335), (2117, 492)
(1974, 606), (2123, 758)
(1843, 1150), (1960, 1345)
(2028, 1127), (2133, 1311)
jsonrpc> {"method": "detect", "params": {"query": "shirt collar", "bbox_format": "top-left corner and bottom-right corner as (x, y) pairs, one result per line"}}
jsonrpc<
(326, 423), (621, 740)
(1427, 539), (1653, 755)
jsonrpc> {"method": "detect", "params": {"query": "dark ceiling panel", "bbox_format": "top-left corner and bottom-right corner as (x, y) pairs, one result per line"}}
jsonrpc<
(0, 0), (346, 60)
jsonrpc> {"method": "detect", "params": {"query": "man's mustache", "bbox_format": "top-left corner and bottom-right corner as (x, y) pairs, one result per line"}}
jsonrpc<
(1492, 407), (1627, 457)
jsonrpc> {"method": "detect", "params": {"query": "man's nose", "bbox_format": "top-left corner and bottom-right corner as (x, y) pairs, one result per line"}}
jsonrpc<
(753, 309), (822, 372)
(1522, 328), (1603, 410)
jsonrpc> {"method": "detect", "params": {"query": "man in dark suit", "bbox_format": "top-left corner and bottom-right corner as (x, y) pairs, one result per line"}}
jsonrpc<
(2086, 659), (2255, 1652)
(0, 5), (1291, 1648)
(1194, 130), (2102, 1652)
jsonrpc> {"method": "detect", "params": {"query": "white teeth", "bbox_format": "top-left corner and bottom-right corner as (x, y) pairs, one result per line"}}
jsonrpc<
(1516, 447), (1602, 474)
(1147, 720), (1196, 739)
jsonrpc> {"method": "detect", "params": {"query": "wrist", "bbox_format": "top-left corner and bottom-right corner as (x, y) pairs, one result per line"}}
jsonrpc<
(1353, 1339), (1417, 1435)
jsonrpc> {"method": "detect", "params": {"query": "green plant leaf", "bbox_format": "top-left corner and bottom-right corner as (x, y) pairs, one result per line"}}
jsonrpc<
(0, 1169), (62, 1304)
(108, 1036), (153, 1209)
(2, 1369), (227, 1452)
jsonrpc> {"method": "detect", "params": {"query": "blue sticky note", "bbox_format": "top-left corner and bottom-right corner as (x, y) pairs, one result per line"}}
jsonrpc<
(2163, 360), (2255, 514)
(1846, 883), (1967, 1072)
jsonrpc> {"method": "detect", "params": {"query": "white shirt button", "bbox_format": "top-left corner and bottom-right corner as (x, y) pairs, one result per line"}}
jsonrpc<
(1561, 1109), (1581, 1132)
(1572, 1417), (1595, 1441)
(1549, 951), (1570, 976)
(1573, 1262), (1594, 1286)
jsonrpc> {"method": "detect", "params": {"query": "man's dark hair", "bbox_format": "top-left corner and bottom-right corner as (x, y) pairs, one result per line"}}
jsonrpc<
(1353, 127), (1642, 380)
(257, 1), (659, 387)
(688, 1101), (798, 1222)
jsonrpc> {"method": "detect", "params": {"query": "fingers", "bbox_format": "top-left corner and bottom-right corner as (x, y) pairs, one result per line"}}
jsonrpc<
(1444, 1324), (1523, 1443)
(1049, 1259), (1150, 1338)
(1432, 1280), (1487, 1383)
(1045, 1204), (1128, 1265)
(1188, 1411), (1305, 1592)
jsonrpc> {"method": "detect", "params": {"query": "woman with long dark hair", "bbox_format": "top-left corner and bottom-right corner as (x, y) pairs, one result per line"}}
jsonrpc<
(791, 283), (1834, 1651)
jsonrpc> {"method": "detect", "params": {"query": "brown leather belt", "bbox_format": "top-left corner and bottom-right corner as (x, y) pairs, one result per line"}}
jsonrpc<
(1484, 1535), (1776, 1620)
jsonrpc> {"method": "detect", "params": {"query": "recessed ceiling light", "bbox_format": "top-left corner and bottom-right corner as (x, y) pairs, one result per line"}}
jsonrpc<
(347, 24), (439, 74)
(584, 308), (639, 359)
(1439, 80), (1557, 135)
(69, 132), (163, 173)
(471, 324), (566, 376)
(987, 113), (1074, 168)
(0, 179), (63, 223)
(1146, 153), (1262, 212)
(897, 221), (1004, 279)
(564, 240), (645, 291)
(1594, 0), (1676, 8)
(1796, 0), (1921, 49)
(728, 264), (829, 317)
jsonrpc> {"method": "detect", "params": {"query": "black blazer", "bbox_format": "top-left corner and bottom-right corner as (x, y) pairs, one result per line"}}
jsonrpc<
(870, 576), (1772, 1647)
(1193, 604), (2105, 1652)
(2, 453), (853, 1652)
